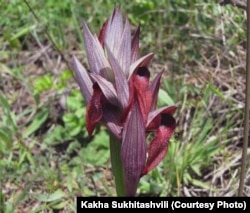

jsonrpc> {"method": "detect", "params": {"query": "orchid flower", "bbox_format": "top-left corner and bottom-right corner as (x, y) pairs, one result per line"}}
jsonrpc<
(72, 7), (177, 196)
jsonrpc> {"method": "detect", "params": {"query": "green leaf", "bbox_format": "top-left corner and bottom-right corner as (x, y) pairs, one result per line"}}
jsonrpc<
(66, 141), (80, 155)
(62, 113), (76, 123)
(3, 202), (14, 213)
(91, 130), (109, 147)
(208, 84), (226, 100)
(10, 25), (36, 41)
(80, 130), (109, 166)
(60, 69), (72, 80)
(0, 93), (10, 111)
(196, 118), (212, 144)
(190, 164), (201, 176)
(191, 178), (215, 190)
(50, 200), (68, 209)
(0, 128), (12, 152)
(55, 70), (73, 90)
(66, 92), (84, 110)
(34, 75), (53, 95)
(23, 108), (49, 138)
(0, 94), (17, 131)
(34, 189), (65, 202)
(158, 88), (175, 106)
(69, 125), (82, 137)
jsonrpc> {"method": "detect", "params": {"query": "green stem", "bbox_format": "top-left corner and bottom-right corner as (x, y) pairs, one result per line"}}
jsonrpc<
(109, 133), (125, 196)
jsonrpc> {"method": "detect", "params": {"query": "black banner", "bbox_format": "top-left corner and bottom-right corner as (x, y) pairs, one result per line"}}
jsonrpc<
(76, 197), (249, 212)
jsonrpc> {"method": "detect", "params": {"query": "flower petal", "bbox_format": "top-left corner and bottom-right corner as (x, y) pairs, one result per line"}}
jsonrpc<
(129, 53), (154, 78)
(105, 44), (129, 109)
(131, 25), (140, 63)
(90, 73), (119, 107)
(117, 16), (131, 76)
(142, 113), (176, 176)
(132, 67), (152, 123)
(105, 7), (123, 57)
(147, 105), (177, 130)
(98, 19), (108, 46)
(72, 55), (93, 102)
(149, 70), (164, 110)
(102, 103), (122, 139)
(121, 101), (147, 196)
(82, 22), (111, 79)
(120, 79), (135, 124)
(86, 83), (103, 136)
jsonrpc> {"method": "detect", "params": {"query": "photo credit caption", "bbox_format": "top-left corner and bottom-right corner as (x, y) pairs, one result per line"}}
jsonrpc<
(76, 197), (249, 211)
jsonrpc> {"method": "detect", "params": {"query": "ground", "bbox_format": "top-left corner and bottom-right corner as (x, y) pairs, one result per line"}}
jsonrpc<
(0, 1), (250, 212)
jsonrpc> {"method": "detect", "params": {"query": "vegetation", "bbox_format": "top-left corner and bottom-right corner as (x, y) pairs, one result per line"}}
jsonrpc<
(0, 0), (248, 212)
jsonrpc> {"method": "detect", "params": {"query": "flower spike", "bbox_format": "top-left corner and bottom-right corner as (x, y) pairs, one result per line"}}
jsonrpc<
(72, 7), (177, 196)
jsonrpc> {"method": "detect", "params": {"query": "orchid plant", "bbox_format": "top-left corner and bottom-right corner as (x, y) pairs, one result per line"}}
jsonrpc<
(72, 7), (177, 197)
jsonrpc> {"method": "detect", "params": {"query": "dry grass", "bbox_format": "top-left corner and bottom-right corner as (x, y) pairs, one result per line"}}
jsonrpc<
(1, 1), (250, 212)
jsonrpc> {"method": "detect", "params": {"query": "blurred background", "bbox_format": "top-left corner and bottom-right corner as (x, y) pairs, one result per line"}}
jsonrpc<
(0, 0), (249, 212)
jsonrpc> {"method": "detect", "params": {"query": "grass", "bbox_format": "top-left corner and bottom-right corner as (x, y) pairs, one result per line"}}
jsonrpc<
(0, 0), (249, 212)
